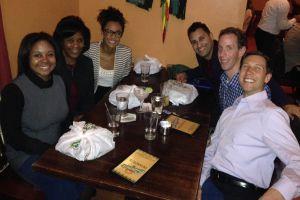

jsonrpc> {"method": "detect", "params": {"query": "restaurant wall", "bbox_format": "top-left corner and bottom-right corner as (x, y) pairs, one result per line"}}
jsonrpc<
(1, 0), (246, 77)
(0, 0), (78, 77)
(79, 0), (246, 68)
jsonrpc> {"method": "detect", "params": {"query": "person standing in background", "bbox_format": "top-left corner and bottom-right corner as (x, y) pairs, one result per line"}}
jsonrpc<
(255, 0), (300, 81)
(284, 0), (300, 72)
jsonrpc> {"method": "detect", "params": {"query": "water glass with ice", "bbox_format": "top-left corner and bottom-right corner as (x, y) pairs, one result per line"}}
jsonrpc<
(141, 63), (150, 83)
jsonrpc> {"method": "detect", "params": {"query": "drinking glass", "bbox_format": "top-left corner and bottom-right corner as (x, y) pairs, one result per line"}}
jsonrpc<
(133, 86), (149, 113)
(160, 82), (170, 107)
(116, 92), (129, 115)
(151, 94), (163, 114)
(106, 106), (121, 137)
(141, 63), (150, 83)
(144, 112), (159, 141)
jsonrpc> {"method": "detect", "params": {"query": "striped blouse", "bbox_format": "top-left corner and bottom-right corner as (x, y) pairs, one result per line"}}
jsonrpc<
(85, 41), (132, 92)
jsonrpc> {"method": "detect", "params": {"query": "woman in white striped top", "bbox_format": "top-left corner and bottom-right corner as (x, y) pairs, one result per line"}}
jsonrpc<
(85, 6), (132, 103)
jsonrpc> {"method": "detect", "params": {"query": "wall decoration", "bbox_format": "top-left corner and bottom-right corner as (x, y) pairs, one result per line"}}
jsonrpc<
(161, 0), (187, 42)
(169, 0), (186, 20)
(161, 0), (170, 43)
(126, 0), (153, 10)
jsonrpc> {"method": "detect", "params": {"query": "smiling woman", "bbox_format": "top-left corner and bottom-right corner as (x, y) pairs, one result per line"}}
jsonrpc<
(29, 40), (56, 81)
(0, 32), (84, 199)
(85, 6), (132, 103)
(53, 16), (94, 125)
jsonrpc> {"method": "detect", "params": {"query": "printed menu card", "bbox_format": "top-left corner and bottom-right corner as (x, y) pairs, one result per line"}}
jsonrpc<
(112, 149), (159, 183)
(167, 114), (200, 135)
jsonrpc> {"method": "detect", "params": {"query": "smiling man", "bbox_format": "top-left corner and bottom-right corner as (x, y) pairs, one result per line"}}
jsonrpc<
(201, 51), (300, 200)
(175, 22), (223, 91)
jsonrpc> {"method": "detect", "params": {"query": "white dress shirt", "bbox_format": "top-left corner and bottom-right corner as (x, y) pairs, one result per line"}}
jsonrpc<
(258, 0), (296, 35)
(200, 91), (300, 200)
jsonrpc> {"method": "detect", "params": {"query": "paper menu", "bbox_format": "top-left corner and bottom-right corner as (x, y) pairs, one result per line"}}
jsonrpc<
(167, 115), (200, 135)
(112, 149), (159, 183)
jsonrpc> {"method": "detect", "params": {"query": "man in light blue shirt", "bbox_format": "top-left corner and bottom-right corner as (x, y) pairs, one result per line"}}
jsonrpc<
(201, 51), (300, 200)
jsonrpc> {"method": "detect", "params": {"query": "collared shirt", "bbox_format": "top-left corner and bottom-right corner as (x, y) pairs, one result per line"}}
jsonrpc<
(200, 91), (300, 200)
(258, 0), (296, 35)
(219, 72), (271, 111)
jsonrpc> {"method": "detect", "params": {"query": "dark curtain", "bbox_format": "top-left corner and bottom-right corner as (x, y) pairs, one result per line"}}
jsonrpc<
(0, 3), (12, 91)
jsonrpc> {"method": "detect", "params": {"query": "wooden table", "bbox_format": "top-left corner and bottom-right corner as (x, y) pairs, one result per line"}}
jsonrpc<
(33, 70), (215, 200)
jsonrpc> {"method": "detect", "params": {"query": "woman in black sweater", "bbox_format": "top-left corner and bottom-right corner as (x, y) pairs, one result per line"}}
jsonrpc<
(53, 16), (94, 124)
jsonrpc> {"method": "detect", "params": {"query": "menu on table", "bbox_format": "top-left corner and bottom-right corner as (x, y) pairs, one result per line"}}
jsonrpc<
(112, 149), (159, 183)
(167, 114), (200, 135)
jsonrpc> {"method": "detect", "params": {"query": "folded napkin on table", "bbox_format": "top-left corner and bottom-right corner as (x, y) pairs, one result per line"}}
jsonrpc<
(109, 85), (140, 109)
(55, 121), (115, 161)
(133, 54), (162, 74)
(163, 80), (198, 106)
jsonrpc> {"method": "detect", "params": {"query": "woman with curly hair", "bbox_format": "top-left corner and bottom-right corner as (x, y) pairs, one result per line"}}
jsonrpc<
(85, 6), (132, 103)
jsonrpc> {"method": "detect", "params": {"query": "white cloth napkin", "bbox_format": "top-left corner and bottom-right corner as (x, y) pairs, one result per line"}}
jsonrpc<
(109, 85), (140, 109)
(163, 80), (198, 106)
(55, 121), (115, 161)
(133, 54), (162, 74)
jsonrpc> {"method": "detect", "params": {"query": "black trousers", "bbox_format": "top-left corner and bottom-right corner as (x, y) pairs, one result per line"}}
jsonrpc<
(255, 28), (277, 58)
(212, 180), (264, 200)
(210, 170), (266, 200)
(255, 28), (285, 81)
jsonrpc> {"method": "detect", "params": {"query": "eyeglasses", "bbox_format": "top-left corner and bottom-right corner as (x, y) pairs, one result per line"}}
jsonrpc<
(103, 29), (123, 38)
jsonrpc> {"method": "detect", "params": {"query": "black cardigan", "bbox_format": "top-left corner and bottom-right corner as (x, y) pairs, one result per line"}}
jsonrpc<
(55, 54), (94, 118)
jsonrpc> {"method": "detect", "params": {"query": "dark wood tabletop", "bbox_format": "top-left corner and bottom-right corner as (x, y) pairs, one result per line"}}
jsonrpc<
(33, 70), (215, 200)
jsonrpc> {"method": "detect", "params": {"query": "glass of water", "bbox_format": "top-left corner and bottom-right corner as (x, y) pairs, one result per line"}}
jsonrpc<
(116, 92), (129, 116)
(141, 63), (150, 83)
(106, 106), (121, 137)
(144, 112), (159, 141)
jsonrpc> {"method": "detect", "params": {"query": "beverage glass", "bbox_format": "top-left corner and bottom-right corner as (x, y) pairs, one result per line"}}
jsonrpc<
(116, 92), (129, 115)
(141, 63), (150, 83)
(133, 86), (149, 113)
(151, 94), (163, 114)
(144, 112), (159, 141)
(106, 106), (121, 137)
(160, 82), (170, 107)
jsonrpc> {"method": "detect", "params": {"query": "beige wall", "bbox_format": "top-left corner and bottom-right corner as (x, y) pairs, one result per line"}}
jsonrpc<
(79, 0), (246, 68)
(1, 0), (78, 77)
(2, 0), (246, 77)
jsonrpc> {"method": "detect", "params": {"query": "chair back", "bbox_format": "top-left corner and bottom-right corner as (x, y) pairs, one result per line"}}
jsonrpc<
(0, 93), (9, 173)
